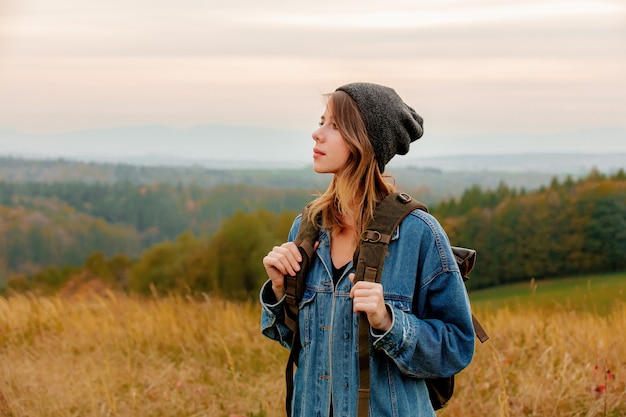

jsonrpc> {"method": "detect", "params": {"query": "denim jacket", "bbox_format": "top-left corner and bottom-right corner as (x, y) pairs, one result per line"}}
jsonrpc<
(260, 208), (475, 417)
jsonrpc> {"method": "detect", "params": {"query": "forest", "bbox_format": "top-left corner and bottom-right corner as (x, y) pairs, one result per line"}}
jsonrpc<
(0, 157), (625, 297)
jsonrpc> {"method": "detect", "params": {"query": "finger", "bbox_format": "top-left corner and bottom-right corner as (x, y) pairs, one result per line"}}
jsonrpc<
(273, 243), (301, 263)
(349, 274), (357, 297)
(350, 280), (378, 299)
(273, 252), (300, 277)
(262, 253), (288, 276)
(284, 242), (303, 263)
(351, 285), (385, 309)
(352, 299), (378, 314)
(264, 250), (298, 277)
(267, 244), (302, 276)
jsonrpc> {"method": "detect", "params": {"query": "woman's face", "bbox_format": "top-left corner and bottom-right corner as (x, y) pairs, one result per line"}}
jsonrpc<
(311, 102), (351, 174)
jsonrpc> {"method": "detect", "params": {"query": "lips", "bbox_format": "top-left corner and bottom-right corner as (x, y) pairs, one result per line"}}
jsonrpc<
(313, 148), (325, 158)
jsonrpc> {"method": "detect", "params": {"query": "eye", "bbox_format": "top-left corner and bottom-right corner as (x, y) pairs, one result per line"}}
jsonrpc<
(318, 121), (323, 127)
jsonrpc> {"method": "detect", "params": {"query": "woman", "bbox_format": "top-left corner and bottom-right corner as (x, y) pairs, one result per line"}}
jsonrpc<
(260, 82), (475, 417)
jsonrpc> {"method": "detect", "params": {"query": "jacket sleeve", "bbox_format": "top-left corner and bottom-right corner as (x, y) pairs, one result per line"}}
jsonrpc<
(259, 216), (302, 350)
(371, 214), (476, 378)
(259, 279), (293, 349)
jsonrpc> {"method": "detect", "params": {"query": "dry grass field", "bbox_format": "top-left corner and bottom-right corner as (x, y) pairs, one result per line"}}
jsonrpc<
(0, 275), (625, 417)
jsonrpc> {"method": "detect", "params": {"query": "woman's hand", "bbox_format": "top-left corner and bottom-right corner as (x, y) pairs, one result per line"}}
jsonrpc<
(349, 273), (392, 332)
(262, 242), (302, 300)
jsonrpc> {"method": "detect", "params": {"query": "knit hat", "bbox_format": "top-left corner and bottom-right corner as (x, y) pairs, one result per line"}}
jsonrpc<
(336, 82), (423, 172)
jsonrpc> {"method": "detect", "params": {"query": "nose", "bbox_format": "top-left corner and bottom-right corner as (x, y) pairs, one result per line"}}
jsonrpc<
(312, 127), (322, 142)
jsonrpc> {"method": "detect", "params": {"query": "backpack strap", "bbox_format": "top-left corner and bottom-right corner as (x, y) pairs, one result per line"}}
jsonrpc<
(354, 193), (488, 416)
(283, 206), (319, 417)
(354, 192), (426, 284)
(284, 206), (318, 333)
(354, 192), (425, 417)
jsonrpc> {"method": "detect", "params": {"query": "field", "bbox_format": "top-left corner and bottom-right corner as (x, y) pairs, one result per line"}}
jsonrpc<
(0, 273), (625, 417)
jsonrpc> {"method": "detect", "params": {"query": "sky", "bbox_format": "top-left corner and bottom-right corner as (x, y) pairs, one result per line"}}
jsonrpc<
(0, 0), (625, 162)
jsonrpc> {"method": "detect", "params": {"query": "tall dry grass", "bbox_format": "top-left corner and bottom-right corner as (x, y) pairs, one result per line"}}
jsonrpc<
(0, 291), (286, 417)
(0, 291), (624, 416)
(440, 303), (626, 417)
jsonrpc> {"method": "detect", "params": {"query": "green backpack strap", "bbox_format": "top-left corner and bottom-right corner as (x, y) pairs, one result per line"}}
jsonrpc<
(283, 205), (319, 417)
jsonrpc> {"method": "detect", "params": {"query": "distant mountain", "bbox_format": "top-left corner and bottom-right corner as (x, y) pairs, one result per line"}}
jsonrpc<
(1, 125), (624, 173)
(388, 127), (626, 174)
(391, 152), (626, 174)
(0, 125), (312, 168)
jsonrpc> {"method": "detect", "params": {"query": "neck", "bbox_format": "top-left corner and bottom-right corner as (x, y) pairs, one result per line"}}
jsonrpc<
(339, 211), (356, 231)
(330, 221), (359, 267)
(333, 215), (359, 247)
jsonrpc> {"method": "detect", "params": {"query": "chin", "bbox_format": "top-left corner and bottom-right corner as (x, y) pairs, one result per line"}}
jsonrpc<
(313, 164), (332, 174)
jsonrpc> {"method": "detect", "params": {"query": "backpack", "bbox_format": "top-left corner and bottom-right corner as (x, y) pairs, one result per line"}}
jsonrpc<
(282, 192), (489, 417)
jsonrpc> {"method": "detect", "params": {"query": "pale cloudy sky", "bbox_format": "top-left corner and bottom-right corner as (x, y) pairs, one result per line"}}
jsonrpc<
(0, 0), (625, 159)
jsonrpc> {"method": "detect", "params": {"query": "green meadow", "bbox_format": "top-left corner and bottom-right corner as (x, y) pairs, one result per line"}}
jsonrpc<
(470, 271), (626, 315)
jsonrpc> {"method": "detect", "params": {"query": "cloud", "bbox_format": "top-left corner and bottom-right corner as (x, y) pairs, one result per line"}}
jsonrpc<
(5, 0), (624, 58)
(0, 0), (624, 142)
(259, 0), (623, 29)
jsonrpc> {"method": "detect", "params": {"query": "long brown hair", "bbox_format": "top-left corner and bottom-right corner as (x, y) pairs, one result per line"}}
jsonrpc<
(306, 90), (396, 240)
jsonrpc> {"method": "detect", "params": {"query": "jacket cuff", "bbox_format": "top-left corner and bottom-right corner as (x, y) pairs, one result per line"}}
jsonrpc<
(260, 279), (286, 317)
(371, 303), (413, 357)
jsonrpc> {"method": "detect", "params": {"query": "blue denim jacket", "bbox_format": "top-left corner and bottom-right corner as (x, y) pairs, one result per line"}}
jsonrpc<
(260, 209), (475, 417)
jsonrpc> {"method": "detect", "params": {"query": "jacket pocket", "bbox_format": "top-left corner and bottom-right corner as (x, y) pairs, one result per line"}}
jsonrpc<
(299, 289), (317, 347)
(385, 297), (412, 314)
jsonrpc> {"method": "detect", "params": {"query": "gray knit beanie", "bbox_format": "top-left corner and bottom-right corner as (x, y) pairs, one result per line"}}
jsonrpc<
(336, 82), (423, 172)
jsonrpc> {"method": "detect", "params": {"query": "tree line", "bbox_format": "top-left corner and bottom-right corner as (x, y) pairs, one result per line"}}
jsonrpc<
(435, 169), (626, 288)
(0, 182), (314, 277)
(1, 156), (568, 203)
(3, 209), (296, 299)
(1, 168), (624, 297)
